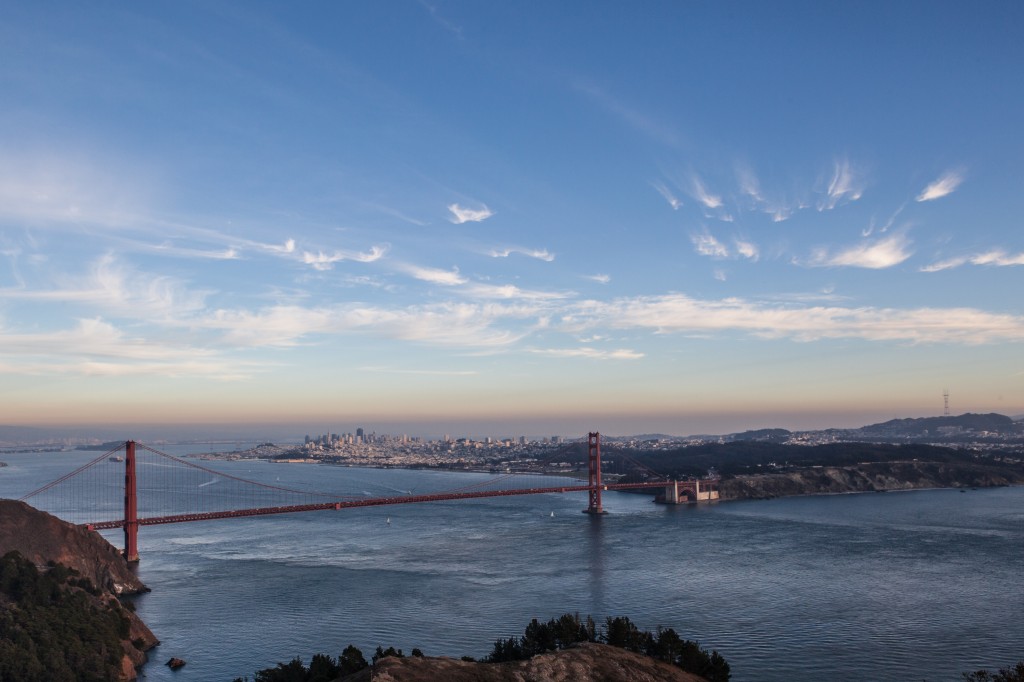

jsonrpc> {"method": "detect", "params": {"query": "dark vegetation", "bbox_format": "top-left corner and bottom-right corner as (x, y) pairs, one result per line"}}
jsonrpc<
(0, 550), (135, 682)
(487, 613), (729, 682)
(602, 442), (1022, 480)
(235, 612), (729, 682)
(962, 662), (1024, 682)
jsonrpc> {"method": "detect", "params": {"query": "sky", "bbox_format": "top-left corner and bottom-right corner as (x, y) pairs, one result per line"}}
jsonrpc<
(1, 2), (1023, 438)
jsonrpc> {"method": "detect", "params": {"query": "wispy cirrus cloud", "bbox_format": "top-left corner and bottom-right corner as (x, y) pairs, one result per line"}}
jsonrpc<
(691, 230), (729, 258)
(819, 158), (865, 210)
(359, 366), (478, 376)
(149, 243), (240, 260)
(0, 318), (252, 379)
(917, 169), (965, 202)
(260, 238), (297, 255)
(529, 347), (644, 360)
(301, 245), (388, 271)
(574, 82), (686, 149)
(487, 246), (555, 262)
(460, 283), (572, 301)
(448, 203), (494, 224)
(562, 294), (1024, 344)
(922, 249), (1024, 272)
(584, 274), (611, 284)
(0, 253), (209, 321)
(651, 181), (683, 210)
(806, 233), (912, 269)
(400, 264), (467, 286)
(690, 175), (723, 209)
(691, 230), (759, 261)
(200, 301), (533, 349)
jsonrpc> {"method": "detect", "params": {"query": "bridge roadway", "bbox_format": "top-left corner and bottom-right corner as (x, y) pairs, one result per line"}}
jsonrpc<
(85, 480), (677, 530)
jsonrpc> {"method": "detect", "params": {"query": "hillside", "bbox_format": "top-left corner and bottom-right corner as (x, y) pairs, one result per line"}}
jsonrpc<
(720, 460), (1024, 500)
(350, 643), (707, 682)
(0, 500), (158, 680)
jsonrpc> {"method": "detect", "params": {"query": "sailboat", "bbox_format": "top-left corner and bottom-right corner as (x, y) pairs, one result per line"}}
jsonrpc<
(386, 516), (391, 526)
(550, 511), (555, 518)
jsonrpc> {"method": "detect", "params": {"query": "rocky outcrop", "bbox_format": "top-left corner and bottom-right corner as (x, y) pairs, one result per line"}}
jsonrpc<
(720, 460), (1023, 500)
(0, 499), (147, 595)
(0, 499), (159, 679)
(346, 643), (707, 682)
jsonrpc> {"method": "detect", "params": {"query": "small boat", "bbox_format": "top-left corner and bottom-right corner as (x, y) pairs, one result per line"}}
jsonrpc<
(550, 511), (555, 518)
(386, 516), (391, 526)
(109, 456), (124, 462)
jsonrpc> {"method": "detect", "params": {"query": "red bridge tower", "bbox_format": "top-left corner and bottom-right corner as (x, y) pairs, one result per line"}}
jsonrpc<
(584, 432), (607, 514)
(123, 441), (139, 563)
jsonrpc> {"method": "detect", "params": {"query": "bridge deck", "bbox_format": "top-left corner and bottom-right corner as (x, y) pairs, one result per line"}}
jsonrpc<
(85, 480), (691, 529)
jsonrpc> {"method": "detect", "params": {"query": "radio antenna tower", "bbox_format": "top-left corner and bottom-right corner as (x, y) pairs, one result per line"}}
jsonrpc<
(943, 389), (950, 417)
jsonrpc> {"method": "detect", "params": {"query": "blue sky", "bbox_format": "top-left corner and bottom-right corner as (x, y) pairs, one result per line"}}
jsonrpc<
(1, 2), (1022, 437)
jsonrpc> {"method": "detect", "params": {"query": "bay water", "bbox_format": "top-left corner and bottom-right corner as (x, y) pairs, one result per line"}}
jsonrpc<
(1, 447), (1021, 681)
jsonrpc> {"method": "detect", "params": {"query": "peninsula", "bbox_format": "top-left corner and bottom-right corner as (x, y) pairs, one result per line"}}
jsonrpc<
(0, 499), (159, 681)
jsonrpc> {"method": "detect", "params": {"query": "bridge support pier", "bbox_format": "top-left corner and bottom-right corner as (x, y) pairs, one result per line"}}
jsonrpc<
(123, 440), (139, 563)
(583, 432), (607, 515)
(661, 479), (720, 504)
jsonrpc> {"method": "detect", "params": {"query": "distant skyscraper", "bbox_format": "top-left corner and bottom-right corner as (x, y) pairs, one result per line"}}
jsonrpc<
(356, 427), (364, 438)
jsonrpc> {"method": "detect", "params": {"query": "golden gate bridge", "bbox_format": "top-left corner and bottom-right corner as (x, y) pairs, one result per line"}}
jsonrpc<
(17, 433), (718, 562)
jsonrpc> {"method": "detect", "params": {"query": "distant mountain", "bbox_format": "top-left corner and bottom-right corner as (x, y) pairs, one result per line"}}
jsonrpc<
(854, 413), (1017, 436)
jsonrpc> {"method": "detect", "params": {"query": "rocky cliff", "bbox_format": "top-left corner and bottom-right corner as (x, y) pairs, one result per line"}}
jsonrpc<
(720, 460), (1023, 500)
(0, 499), (159, 679)
(346, 643), (707, 682)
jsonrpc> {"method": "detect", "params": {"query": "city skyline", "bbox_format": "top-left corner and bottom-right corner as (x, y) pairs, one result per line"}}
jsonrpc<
(1, 2), (1023, 435)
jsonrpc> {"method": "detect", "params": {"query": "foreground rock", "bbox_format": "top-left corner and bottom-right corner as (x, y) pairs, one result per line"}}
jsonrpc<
(347, 643), (707, 682)
(0, 499), (147, 594)
(720, 460), (1023, 500)
(0, 499), (159, 679)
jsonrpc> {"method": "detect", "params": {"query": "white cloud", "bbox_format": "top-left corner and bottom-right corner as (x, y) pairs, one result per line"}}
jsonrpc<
(691, 175), (723, 209)
(448, 203), (494, 223)
(529, 347), (644, 360)
(734, 239), (759, 261)
(651, 181), (683, 210)
(563, 294), (1024, 344)
(359, 366), (478, 376)
(461, 283), (571, 301)
(713, 270), (727, 281)
(692, 230), (729, 258)
(585, 274), (611, 284)
(820, 158), (865, 210)
(488, 246), (555, 262)
(736, 165), (763, 202)
(807, 234), (912, 269)
(922, 249), (1024, 272)
(917, 169), (965, 202)
(264, 239), (296, 254)
(0, 318), (251, 379)
(401, 264), (467, 286)
(0, 253), (209, 321)
(149, 243), (241, 260)
(302, 245), (388, 271)
(196, 300), (548, 351)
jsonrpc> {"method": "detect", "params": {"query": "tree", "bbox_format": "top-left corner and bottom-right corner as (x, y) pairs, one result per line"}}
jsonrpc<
(339, 645), (368, 675)
(307, 653), (340, 682)
(372, 645), (404, 663)
(963, 662), (1024, 682)
(253, 657), (307, 682)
